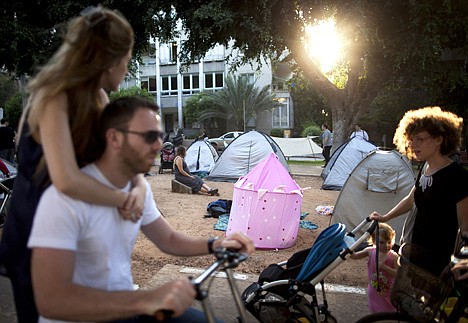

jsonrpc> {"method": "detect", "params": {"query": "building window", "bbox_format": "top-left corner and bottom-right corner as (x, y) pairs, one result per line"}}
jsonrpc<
(272, 100), (289, 128)
(240, 73), (255, 84)
(171, 42), (178, 63)
(141, 80), (149, 92)
(140, 77), (157, 92)
(159, 41), (178, 65)
(182, 74), (200, 95)
(205, 72), (224, 90)
(161, 75), (178, 96)
(149, 43), (156, 58)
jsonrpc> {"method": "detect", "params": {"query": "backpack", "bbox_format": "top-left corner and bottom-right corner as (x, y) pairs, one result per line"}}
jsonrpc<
(206, 199), (233, 218)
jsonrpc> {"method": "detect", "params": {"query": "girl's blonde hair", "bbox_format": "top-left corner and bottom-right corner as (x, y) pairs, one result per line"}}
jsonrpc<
(24, 6), (134, 166)
(370, 223), (396, 246)
(393, 106), (463, 160)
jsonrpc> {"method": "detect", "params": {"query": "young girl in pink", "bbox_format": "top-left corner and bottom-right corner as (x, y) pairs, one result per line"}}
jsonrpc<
(351, 223), (399, 313)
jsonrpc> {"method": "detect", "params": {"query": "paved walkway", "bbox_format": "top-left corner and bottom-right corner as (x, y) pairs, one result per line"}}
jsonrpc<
(147, 264), (369, 322)
(0, 275), (16, 322)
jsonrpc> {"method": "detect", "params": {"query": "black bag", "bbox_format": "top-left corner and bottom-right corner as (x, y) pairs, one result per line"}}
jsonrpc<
(206, 199), (232, 218)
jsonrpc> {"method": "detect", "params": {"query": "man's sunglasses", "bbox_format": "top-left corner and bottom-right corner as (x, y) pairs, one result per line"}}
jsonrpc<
(116, 129), (164, 144)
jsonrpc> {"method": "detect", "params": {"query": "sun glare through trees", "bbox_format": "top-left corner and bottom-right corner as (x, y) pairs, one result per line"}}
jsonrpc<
(304, 18), (344, 75)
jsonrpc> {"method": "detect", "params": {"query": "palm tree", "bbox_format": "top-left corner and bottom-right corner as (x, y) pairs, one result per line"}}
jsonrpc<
(199, 75), (280, 131)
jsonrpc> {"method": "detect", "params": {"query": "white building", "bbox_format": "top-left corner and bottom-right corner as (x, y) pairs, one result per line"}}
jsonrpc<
(121, 36), (294, 137)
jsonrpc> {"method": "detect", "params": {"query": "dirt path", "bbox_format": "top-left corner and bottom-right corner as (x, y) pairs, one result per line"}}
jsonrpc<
(132, 169), (368, 289)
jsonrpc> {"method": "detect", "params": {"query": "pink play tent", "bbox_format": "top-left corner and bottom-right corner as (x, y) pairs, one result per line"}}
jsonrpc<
(226, 153), (304, 249)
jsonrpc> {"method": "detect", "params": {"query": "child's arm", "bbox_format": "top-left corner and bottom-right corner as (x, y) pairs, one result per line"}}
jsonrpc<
(378, 251), (399, 277)
(350, 247), (371, 260)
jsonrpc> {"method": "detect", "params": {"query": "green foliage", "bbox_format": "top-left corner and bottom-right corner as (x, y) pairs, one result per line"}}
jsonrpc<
(200, 76), (280, 131)
(301, 124), (322, 137)
(3, 0), (468, 145)
(0, 74), (18, 106)
(184, 92), (215, 124)
(109, 87), (154, 101)
(290, 73), (330, 136)
(0, 1), (176, 76)
(270, 128), (284, 137)
(4, 93), (23, 129)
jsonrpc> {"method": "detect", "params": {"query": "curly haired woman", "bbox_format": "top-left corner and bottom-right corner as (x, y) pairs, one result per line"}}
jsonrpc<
(370, 106), (468, 276)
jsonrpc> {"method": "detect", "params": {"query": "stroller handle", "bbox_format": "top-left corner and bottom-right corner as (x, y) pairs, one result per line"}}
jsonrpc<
(349, 217), (378, 237)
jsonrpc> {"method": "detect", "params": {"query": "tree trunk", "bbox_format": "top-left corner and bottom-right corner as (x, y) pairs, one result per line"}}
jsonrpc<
(288, 40), (383, 149)
(17, 75), (28, 110)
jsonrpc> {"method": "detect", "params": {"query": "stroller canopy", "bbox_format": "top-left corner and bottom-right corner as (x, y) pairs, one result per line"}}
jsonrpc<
(296, 223), (347, 282)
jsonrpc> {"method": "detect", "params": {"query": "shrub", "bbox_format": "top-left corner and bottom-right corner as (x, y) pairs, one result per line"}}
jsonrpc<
(109, 86), (154, 101)
(270, 128), (284, 137)
(4, 92), (23, 129)
(301, 124), (322, 137)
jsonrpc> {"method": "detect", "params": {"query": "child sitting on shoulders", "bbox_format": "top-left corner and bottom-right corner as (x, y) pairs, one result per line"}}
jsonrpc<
(350, 223), (399, 313)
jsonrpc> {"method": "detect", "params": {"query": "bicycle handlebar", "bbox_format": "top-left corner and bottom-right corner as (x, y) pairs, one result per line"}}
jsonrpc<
(154, 248), (248, 321)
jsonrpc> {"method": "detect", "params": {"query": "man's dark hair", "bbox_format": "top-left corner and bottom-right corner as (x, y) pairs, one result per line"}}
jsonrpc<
(100, 96), (159, 134)
(1, 118), (8, 125)
(322, 124), (329, 129)
(95, 96), (159, 157)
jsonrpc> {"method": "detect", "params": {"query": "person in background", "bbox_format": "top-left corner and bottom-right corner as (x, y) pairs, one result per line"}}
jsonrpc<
(0, 118), (16, 164)
(28, 96), (255, 323)
(174, 145), (218, 195)
(321, 124), (333, 167)
(350, 223), (398, 313)
(196, 128), (208, 141)
(350, 124), (369, 141)
(0, 7), (147, 323)
(370, 106), (468, 276)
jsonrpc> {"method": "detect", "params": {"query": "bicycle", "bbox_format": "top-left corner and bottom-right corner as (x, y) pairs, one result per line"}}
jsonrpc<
(155, 247), (252, 323)
(357, 243), (468, 323)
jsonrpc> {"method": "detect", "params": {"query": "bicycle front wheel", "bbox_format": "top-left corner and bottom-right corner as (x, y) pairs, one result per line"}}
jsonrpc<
(356, 312), (418, 323)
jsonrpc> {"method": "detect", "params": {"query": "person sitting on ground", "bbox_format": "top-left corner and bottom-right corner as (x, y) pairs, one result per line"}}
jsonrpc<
(350, 223), (398, 313)
(28, 96), (255, 323)
(173, 145), (218, 195)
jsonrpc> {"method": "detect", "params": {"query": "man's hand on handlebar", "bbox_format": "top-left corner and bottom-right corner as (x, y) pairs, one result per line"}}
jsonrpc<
(216, 232), (255, 254)
(151, 278), (196, 319)
(451, 260), (468, 281)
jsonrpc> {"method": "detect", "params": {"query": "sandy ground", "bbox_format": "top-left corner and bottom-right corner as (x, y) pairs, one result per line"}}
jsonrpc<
(132, 167), (369, 289)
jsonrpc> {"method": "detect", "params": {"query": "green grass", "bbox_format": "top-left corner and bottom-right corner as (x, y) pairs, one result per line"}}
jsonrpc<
(286, 159), (324, 166)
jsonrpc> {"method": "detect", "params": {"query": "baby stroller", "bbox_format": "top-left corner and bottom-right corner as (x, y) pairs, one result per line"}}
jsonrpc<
(242, 218), (378, 323)
(158, 142), (176, 174)
(0, 159), (16, 228)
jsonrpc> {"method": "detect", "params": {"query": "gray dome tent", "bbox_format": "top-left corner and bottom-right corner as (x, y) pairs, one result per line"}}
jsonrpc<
(332, 150), (416, 244)
(206, 130), (289, 182)
(321, 137), (377, 190)
(185, 139), (219, 174)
